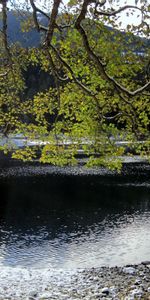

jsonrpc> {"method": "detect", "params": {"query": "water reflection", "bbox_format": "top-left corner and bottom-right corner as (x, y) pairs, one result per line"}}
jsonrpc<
(0, 175), (150, 268)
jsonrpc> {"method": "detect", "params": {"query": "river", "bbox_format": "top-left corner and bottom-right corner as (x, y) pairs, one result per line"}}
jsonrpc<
(0, 166), (150, 269)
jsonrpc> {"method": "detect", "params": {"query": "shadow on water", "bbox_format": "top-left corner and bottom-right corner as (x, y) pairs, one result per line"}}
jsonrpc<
(0, 173), (150, 268)
(1, 175), (150, 221)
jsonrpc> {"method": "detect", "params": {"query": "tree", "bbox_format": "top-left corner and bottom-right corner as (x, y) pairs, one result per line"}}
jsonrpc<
(0, 0), (150, 169)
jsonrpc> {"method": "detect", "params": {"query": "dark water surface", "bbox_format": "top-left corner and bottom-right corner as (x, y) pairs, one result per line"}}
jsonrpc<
(0, 174), (150, 269)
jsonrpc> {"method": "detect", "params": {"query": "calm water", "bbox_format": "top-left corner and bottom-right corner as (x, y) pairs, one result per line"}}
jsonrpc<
(0, 175), (150, 269)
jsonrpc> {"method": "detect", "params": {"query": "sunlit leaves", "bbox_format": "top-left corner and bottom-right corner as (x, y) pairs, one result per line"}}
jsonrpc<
(12, 147), (36, 161)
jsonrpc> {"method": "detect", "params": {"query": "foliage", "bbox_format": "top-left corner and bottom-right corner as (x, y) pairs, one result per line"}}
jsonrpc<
(0, 0), (150, 170)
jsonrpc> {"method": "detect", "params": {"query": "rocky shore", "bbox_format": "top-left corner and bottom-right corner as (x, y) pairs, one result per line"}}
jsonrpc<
(0, 263), (150, 300)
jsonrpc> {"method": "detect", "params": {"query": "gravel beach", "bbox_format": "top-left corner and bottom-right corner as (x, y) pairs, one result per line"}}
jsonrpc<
(0, 263), (150, 300)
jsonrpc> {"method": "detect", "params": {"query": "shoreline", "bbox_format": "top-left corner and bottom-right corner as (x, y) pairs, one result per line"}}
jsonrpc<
(0, 153), (150, 180)
(0, 263), (150, 299)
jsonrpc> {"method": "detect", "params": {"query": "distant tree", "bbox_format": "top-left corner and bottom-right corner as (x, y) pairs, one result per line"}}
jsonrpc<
(0, 0), (150, 169)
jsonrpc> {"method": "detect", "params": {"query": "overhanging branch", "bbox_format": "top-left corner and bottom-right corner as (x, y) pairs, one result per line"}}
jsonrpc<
(94, 5), (142, 17)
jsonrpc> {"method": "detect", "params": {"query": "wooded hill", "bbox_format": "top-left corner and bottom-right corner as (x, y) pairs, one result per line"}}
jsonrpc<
(0, 10), (149, 50)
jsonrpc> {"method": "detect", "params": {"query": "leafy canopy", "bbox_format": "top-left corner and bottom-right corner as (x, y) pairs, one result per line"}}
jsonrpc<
(0, 0), (150, 169)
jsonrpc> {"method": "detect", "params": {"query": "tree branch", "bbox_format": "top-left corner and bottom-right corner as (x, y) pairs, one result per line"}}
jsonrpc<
(103, 112), (122, 120)
(46, 49), (69, 82)
(45, 0), (61, 46)
(32, 6), (50, 20)
(49, 44), (105, 117)
(50, 44), (97, 97)
(30, 0), (41, 31)
(108, 76), (150, 97)
(1, 0), (11, 59)
(0, 72), (8, 77)
(94, 5), (142, 17)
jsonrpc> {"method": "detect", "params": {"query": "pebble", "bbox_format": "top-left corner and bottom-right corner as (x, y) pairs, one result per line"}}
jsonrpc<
(134, 278), (142, 285)
(101, 287), (110, 295)
(131, 288), (143, 296)
(29, 291), (38, 298)
(122, 267), (136, 275)
(141, 261), (150, 265)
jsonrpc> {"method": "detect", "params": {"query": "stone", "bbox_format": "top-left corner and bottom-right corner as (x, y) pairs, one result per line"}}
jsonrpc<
(134, 278), (142, 285)
(131, 288), (143, 297)
(101, 287), (110, 295)
(122, 267), (136, 275)
(141, 261), (150, 265)
(28, 291), (38, 299)
(40, 292), (52, 299)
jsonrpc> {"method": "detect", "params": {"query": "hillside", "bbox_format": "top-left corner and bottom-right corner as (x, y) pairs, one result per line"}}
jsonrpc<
(0, 10), (41, 47)
(0, 10), (149, 50)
